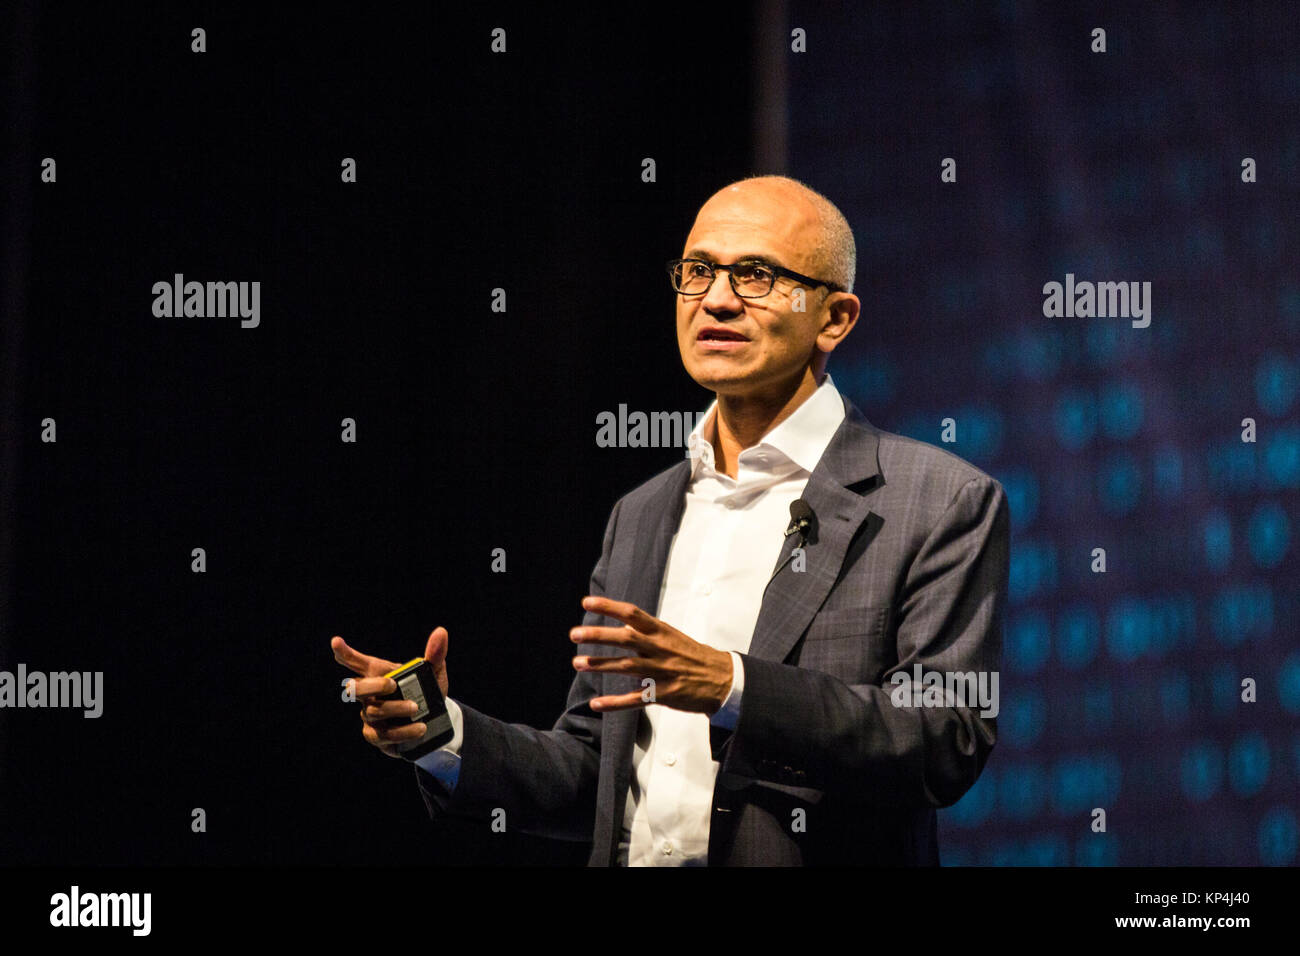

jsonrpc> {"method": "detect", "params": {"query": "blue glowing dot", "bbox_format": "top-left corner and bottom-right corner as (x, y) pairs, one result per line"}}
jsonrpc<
(1054, 389), (1097, 451)
(1057, 605), (1100, 669)
(1075, 835), (1118, 866)
(1264, 426), (1300, 489)
(1106, 598), (1150, 661)
(999, 470), (1040, 532)
(1278, 652), (1300, 714)
(1255, 353), (1299, 416)
(1248, 500), (1290, 569)
(1228, 733), (1270, 798)
(1258, 807), (1298, 865)
(1008, 611), (1051, 673)
(1018, 331), (1063, 382)
(1202, 510), (1232, 572)
(1099, 381), (1144, 440)
(1180, 742), (1224, 802)
(1009, 542), (1058, 603)
(1099, 452), (1142, 515)
(952, 406), (1004, 458)
(1210, 583), (1275, 646)
(1053, 753), (1122, 813)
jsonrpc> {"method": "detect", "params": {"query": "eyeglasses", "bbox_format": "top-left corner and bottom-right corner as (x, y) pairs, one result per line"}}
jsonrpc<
(666, 258), (843, 299)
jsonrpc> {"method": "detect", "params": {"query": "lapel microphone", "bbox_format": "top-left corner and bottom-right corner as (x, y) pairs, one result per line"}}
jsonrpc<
(766, 499), (816, 588)
(785, 499), (815, 546)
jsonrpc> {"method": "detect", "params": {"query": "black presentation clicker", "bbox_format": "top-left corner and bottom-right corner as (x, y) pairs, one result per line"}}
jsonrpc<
(379, 658), (454, 760)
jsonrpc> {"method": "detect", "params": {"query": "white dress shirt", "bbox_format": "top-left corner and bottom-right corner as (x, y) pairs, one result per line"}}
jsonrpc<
(416, 374), (846, 866)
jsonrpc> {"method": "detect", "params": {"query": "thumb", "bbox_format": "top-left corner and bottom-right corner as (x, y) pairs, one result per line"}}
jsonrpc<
(425, 626), (450, 697)
(424, 626), (448, 665)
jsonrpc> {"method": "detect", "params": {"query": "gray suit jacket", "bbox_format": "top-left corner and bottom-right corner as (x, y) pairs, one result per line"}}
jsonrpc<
(416, 394), (1009, 865)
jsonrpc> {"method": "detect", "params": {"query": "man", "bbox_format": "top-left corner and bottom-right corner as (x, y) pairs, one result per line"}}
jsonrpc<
(333, 176), (1009, 865)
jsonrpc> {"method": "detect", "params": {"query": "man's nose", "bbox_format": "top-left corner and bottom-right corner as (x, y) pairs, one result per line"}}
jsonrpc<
(700, 267), (745, 312)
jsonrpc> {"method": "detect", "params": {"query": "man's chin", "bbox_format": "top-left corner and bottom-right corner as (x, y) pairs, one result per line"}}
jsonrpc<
(686, 364), (818, 407)
(694, 380), (780, 404)
(685, 365), (753, 394)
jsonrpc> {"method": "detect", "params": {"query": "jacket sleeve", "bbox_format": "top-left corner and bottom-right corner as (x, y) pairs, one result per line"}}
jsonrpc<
(721, 475), (1009, 809)
(414, 499), (622, 841)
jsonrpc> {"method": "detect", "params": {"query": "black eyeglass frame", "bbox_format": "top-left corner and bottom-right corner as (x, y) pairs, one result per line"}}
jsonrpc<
(666, 257), (845, 298)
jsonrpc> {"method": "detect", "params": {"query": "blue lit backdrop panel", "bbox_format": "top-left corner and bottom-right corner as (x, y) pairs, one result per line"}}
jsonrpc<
(783, 2), (1299, 865)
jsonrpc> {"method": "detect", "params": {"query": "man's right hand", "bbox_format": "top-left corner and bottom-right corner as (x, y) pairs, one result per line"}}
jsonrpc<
(332, 628), (449, 759)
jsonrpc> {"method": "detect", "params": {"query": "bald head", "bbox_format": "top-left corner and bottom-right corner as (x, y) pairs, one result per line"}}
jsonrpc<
(702, 176), (856, 294)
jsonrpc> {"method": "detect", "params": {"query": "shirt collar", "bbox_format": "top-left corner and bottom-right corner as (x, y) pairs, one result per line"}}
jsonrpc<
(686, 373), (846, 478)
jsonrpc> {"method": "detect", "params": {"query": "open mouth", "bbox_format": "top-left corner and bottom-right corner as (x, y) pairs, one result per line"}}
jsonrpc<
(697, 327), (750, 343)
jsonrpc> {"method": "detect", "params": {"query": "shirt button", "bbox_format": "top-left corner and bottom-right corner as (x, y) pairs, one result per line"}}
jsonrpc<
(702, 584), (712, 596)
(662, 840), (673, 856)
(664, 752), (677, 766)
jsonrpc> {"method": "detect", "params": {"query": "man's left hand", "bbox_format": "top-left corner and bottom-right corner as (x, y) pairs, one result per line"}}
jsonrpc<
(570, 595), (733, 715)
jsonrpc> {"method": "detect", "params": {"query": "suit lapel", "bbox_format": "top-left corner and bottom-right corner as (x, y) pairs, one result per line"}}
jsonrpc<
(602, 458), (691, 738)
(745, 398), (883, 664)
(597, 458), (692, 863)
(624, 459), (692, 620)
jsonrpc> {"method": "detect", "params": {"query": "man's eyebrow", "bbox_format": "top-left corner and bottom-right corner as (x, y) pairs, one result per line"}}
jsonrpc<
(682, 250), (780, 265)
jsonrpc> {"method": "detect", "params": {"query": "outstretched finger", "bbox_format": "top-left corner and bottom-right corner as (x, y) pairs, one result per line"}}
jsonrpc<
(332, 636), (397, 677)
(581, 596), (658, 633)
(570, 625), (643, 649)
(587, 691), (650, 713)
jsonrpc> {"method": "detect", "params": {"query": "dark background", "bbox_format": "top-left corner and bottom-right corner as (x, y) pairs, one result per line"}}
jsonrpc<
(2, 1), (1296, 866)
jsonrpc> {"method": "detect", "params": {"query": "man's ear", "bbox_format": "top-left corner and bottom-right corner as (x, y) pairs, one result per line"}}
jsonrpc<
(817, 292), (861, 355)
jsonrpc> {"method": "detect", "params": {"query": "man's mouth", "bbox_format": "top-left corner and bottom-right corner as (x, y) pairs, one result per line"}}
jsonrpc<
(696, 327), (750, 350)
